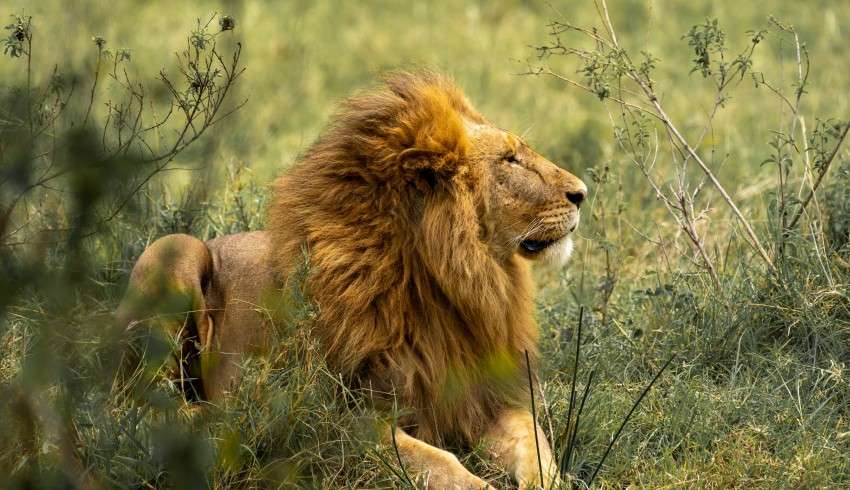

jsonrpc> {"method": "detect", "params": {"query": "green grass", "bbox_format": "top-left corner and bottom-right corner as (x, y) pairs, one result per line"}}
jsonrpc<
(2, 0), (850, 488)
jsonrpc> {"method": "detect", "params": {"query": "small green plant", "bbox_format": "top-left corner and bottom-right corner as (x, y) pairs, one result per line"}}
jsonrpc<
(2, 15), (30, 58)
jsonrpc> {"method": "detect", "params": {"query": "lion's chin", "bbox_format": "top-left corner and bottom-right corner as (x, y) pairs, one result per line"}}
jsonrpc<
(519, 235), (574, 266)
(541, 235), (574, 266)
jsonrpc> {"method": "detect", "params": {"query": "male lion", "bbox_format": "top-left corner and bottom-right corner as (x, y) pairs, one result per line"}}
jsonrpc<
(118, 72), (587, 489)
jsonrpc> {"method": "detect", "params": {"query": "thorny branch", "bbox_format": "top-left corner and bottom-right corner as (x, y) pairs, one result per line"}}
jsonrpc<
(0, 14), (246, 247)
(596, 0), (773, 269)
(787, 121), (850, 230)
(527, 0), (780, 281)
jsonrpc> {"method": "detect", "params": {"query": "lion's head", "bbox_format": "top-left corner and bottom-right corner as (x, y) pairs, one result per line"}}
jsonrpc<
(375, 72), (587, 267)
(465, 115), (586, 264)
(268, 72), (587, 444)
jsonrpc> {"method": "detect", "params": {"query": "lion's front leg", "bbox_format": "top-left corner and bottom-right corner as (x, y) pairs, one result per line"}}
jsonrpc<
(482, 409), (561, 489)
(388, 427), (493, 489)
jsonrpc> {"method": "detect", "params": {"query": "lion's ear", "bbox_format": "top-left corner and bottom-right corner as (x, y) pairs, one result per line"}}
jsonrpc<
(394, 87), (470, 183)
(419, 168), (438, 189)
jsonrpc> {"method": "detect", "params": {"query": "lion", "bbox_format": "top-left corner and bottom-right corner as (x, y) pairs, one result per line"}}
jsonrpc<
(118, 72), (587, 489)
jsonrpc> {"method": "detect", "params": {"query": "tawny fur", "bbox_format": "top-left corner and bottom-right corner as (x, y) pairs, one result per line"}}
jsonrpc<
(121, 72), (587, 487)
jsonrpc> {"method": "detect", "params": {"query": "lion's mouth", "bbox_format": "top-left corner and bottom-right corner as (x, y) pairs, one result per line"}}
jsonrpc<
(519, 238), (558, 254)
(517, 215), (579, 263)
(517, 234), (575, 265)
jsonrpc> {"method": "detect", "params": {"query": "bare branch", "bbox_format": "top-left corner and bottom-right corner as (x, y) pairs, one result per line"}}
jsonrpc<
(787, 121), (850, 230)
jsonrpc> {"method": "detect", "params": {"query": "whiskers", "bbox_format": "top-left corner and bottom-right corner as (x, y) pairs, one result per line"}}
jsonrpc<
(509, 215), (575, 266)
(511, 217), (545, 247)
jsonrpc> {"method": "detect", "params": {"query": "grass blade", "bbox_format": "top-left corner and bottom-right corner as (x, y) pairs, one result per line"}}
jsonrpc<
(559, 306), (584, 475)
(565, 369), (595, 472)
(390, 393), (416, 488)
(587, 354), (676, 486)
(525, 349), (545, 488)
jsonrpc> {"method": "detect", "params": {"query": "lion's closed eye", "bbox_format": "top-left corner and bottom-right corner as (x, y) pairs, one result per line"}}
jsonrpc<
(504, 153), (522, 166)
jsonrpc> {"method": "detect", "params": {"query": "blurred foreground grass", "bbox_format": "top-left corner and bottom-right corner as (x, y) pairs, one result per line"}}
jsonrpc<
(1, 0), (850, 488)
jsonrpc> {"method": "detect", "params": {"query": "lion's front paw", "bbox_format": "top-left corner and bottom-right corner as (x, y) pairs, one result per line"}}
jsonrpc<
(517, 472), (564, 490)
(516, 463), (563, 489)
(419, 452), (494, 489)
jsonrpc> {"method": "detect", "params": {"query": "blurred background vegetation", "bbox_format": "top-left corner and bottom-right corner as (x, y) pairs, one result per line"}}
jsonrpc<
(1, 0), (849, 488)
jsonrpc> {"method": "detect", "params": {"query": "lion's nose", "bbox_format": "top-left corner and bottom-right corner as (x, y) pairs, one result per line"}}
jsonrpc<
(566, 189), (586, 208)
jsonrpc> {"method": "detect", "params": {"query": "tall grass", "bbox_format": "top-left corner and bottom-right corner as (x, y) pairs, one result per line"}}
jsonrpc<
(1, 1), (850, 488)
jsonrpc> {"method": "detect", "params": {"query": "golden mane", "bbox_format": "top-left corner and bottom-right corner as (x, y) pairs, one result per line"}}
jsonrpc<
(266, 72), (537, 446)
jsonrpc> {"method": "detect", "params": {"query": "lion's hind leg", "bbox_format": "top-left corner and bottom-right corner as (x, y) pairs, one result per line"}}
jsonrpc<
(116, 234), (215, 402)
